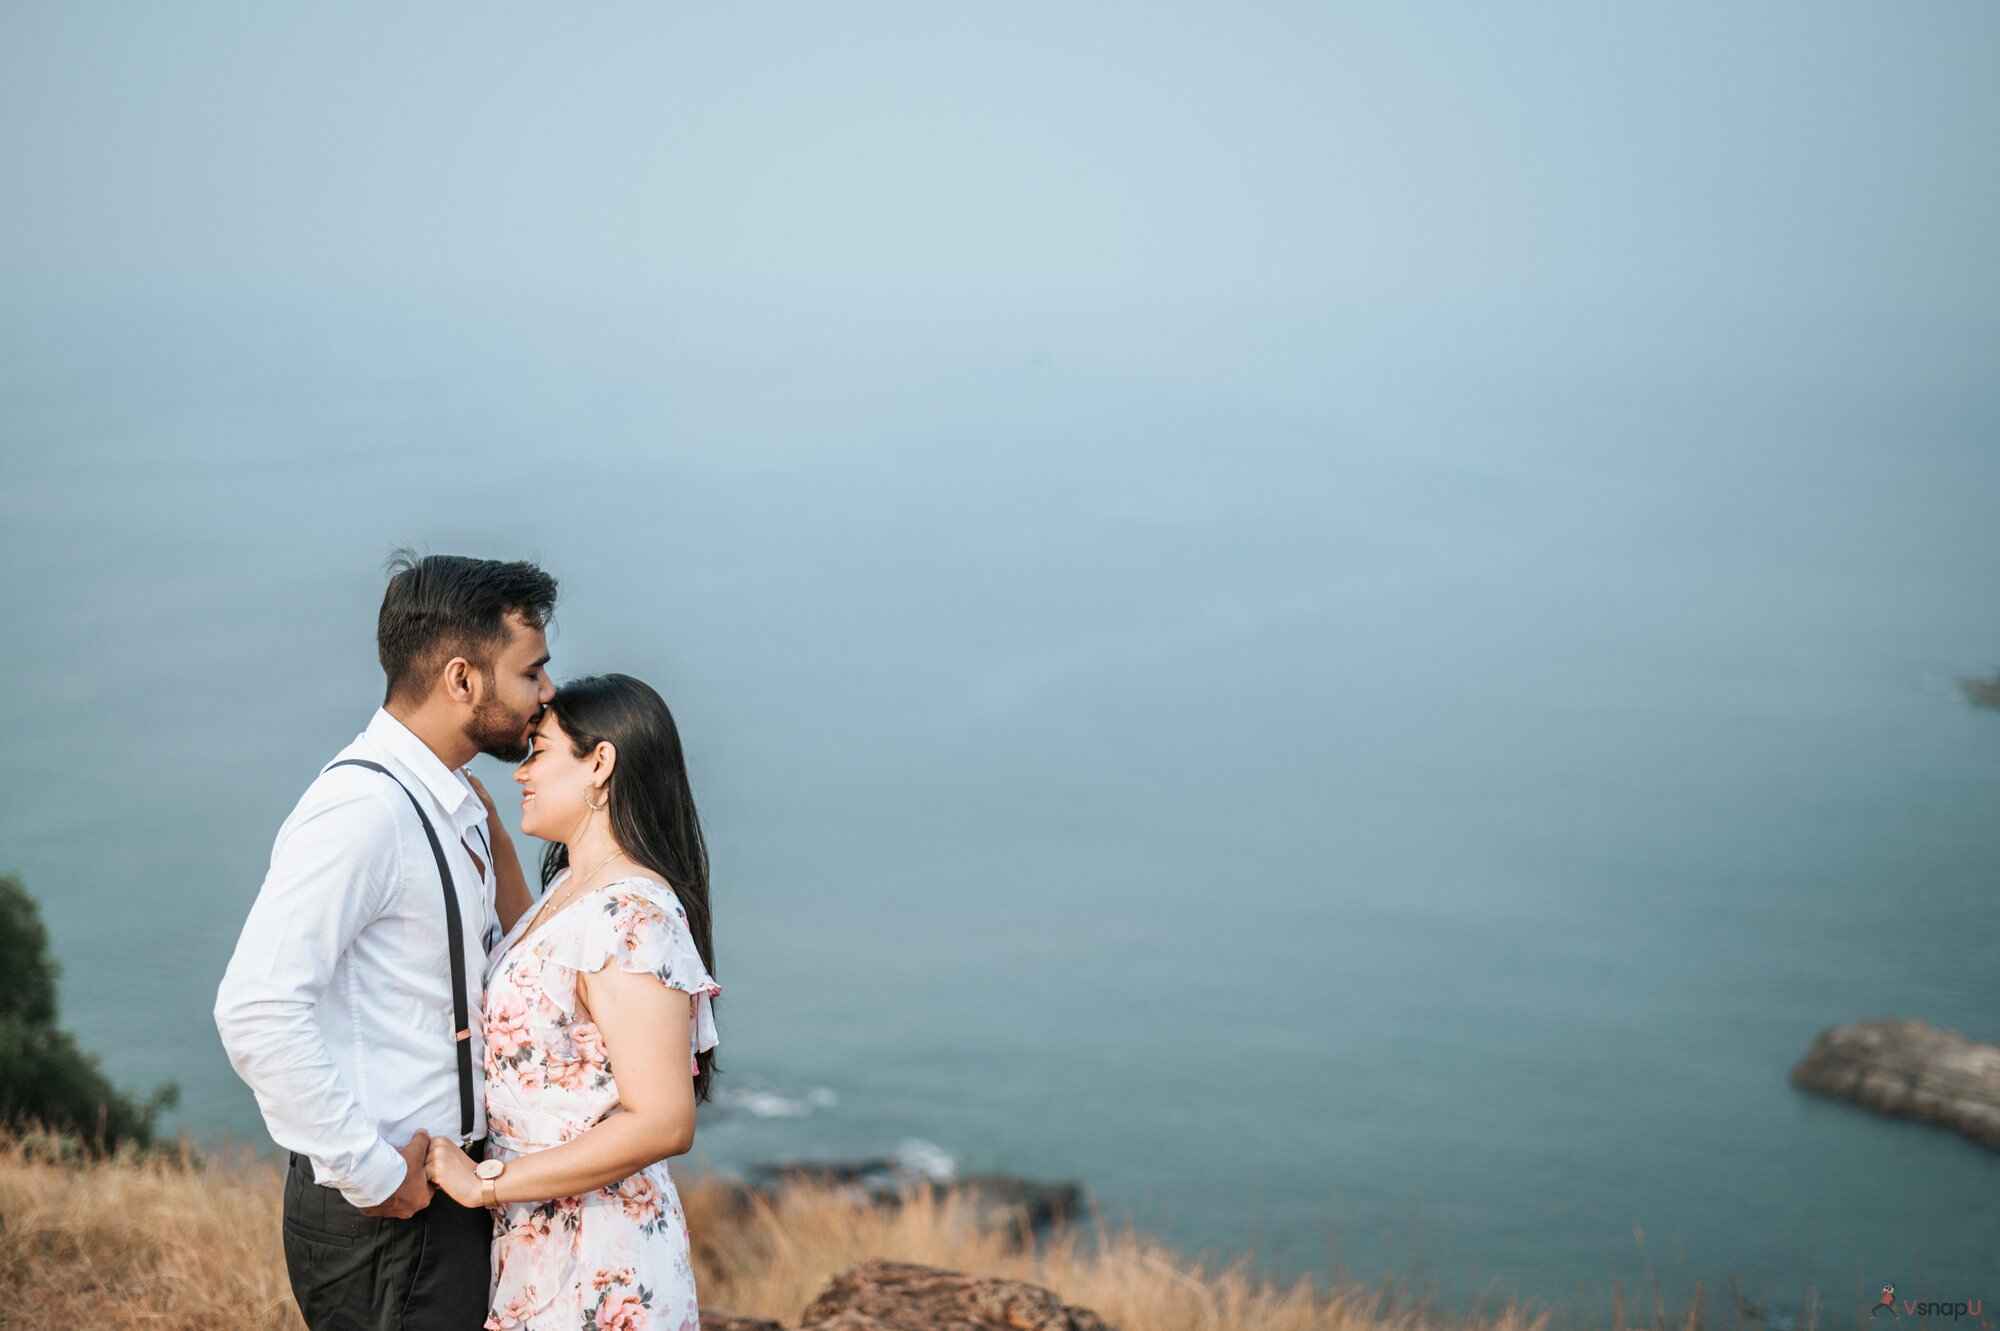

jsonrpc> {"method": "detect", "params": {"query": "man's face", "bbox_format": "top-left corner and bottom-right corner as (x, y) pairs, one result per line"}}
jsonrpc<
(465, 610), (554, 763)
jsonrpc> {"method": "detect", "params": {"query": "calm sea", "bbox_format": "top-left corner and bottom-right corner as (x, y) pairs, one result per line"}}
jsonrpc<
(7, 386), (1997, 1324)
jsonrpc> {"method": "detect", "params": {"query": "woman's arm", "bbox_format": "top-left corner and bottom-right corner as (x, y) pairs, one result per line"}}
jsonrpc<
(466, 774), (534, 935)
(430, 969), (698, 1206)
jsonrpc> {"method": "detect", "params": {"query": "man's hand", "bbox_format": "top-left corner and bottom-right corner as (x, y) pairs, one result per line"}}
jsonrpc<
(358, 1131), (434, 1218)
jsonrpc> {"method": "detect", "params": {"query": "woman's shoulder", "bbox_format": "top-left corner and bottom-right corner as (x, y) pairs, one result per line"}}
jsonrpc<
(530, 875), (669, 966)
(587, 874), (688, 919)
(548, 874), (713, 995)
(564, 876), (692, 953)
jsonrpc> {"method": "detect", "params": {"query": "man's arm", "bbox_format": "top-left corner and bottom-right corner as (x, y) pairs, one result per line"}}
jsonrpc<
(214, 779), (415, 1211)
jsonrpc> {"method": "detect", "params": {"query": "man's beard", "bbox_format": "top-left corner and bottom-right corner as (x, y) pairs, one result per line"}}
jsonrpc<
(467, 686), (535, 763)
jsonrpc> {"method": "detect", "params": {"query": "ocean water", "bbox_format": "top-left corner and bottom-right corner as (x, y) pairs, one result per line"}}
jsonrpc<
(7, 379), (1996, 1324)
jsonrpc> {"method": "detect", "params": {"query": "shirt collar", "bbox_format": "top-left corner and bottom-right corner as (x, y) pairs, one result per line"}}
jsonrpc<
(365, 707), (479, 825)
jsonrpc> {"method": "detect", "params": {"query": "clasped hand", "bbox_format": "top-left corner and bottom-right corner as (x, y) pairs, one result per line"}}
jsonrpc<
(353, 1133), (485, 1217)
(425, 1135), (486, 1208)
(357, 1131), (434, 1218)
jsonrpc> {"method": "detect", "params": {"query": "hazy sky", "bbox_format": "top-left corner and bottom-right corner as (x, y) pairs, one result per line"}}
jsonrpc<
(5, 1), (1992, 447)
(5, 9), (1998, 1302)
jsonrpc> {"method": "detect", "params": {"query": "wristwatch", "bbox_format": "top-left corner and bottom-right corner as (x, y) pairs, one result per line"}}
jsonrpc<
(475, 1157), (506, 1208)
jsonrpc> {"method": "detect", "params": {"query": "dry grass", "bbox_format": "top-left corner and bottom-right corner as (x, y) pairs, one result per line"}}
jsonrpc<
(0, 1127), (1748, 1331)
(689, 1175), (1484, 1331)
(0, 1131), (300, 1329)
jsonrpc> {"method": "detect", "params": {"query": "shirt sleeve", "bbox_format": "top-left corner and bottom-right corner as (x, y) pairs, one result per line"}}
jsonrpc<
(213, 777), (409, 1209)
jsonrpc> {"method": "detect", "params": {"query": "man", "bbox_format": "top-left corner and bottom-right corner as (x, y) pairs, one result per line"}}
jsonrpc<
(216, 551), (558, 1331)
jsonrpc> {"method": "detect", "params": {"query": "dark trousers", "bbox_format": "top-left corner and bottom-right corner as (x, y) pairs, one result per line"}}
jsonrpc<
(282, 1145), (493, 1331)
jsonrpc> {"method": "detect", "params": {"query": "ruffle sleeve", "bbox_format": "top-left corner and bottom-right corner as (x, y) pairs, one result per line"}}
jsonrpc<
(538, 880), (721, 1074)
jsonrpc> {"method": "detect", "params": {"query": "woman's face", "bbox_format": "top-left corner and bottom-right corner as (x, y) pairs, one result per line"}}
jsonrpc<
(513, 708), (609, 841)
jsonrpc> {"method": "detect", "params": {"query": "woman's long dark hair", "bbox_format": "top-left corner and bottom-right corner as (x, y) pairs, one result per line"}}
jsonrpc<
(537, 672), (719, 1102)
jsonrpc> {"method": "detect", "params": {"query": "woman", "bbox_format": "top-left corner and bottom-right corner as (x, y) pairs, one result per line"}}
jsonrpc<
(426, 673), (722, 1331)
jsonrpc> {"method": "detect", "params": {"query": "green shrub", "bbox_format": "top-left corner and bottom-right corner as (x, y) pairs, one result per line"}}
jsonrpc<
(0, 871), (179, 1151)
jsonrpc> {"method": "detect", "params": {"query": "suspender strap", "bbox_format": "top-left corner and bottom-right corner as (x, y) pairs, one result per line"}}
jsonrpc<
(324, 758), (477, 1146)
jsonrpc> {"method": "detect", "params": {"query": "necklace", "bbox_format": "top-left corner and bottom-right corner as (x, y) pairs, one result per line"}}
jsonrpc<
(523, 845), (628, 940)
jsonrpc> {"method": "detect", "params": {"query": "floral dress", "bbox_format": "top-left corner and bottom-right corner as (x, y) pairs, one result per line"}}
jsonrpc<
(479, 871), (722, 1331)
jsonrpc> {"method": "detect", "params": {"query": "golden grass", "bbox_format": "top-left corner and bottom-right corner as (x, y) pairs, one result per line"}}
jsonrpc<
(0, 1127), (1754, 1331)
(691, 1176), (1474, 1331)
(0, 1132), (300, 1329)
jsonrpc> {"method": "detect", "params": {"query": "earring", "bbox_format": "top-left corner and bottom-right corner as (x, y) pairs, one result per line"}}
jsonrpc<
(587, 788), (609, 810)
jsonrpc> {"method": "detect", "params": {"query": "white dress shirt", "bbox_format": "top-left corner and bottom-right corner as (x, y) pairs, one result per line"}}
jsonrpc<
(215, 707), (498, 1208)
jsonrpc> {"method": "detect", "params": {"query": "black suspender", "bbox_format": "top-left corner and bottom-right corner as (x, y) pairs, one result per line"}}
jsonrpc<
(323, 758), (477, 1147)
(469, 824), (499, 953)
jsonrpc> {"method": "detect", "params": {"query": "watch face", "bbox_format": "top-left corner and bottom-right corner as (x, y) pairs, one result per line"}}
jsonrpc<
(476, 1158), (505, 1179)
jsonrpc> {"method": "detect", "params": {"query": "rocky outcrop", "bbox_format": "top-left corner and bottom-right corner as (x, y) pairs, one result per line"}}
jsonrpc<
(801, 1258), (1113, 1330)
(700, 1258), (1114, 1331)
(741, 1158), (1085, 1242)
(1790, 1018), (2000, 1150)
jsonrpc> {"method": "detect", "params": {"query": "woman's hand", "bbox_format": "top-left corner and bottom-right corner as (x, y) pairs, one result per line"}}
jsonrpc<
(466, 773), (504, 828)
(470, 770), (535, 934)
(425, 1137), (486, 1209)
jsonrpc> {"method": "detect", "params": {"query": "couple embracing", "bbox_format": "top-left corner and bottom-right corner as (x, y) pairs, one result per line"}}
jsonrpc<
(215, 551), (722, 1331)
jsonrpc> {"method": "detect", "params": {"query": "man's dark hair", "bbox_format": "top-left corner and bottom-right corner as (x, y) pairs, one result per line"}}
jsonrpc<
(376, 549), (559, 706)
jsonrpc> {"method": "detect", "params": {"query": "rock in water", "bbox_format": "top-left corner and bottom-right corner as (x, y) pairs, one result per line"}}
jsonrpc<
(1790, 1018), (2000, 1150)
(741, 1158), (1085, 1244)
(796, 1258), (1115, 1330)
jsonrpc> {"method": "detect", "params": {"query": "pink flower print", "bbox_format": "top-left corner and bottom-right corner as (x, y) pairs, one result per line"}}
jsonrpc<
(487, 1284), (541, 1329)
(510, 951), (543, 990)
(513, 1059), (546, 1094)
(610, 896), (668, 954)
(595, 1289), (650, 1331)
(510, 1207), (554, 1250)
(485, 993), (533, 1062)
(591, 1265), (637, 1291)
(547, 1052), (589, 1092)
(614, 1171), (662, 1226)
(573, 1021), (609, 1069)
(555, 1193), (584, 1229)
